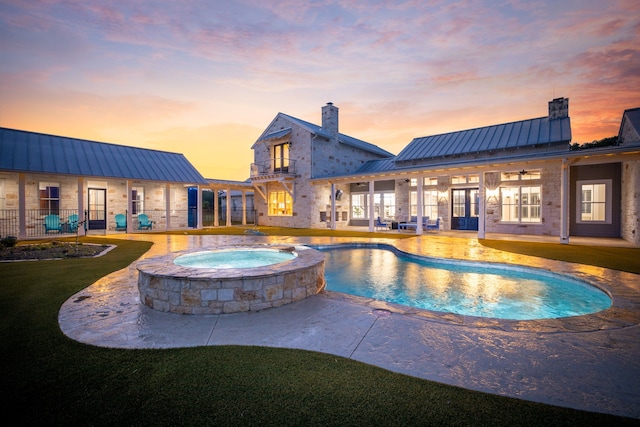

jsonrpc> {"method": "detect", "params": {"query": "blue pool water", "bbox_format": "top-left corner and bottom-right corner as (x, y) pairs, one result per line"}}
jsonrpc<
(316, 245), (611, 320)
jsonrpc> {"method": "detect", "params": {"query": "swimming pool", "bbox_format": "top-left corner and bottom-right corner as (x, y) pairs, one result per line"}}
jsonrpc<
(314, 244), (611, 320)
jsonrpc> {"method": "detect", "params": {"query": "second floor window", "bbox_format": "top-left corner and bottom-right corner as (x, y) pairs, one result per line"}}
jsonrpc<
(39, 182), (60, 215)
(274, 143), (289, 173)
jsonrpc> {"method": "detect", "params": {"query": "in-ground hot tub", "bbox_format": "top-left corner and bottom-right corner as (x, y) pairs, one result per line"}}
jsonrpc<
(136, 244), (326, 314)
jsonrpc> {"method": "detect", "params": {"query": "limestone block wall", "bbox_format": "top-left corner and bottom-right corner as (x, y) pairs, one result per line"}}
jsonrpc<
(621, 160), (640, 245)
(485, 162), (562, 236)
(137, 245), (326, 315)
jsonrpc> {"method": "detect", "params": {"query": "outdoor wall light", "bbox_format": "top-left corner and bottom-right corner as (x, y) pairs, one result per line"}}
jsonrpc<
(486, 188), (499, 203)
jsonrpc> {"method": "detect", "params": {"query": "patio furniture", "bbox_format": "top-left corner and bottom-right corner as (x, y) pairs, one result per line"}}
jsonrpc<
(425, 217), (441, 232)
(67, 214), (79, 232)
(115, 214), (127, 231)
(137, 213), (153, 230)
(43, 214), (62, 233)
(375, 217), (389, 231)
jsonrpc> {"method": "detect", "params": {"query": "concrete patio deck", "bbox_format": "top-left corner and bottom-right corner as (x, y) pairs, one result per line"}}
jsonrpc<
(58, 233), (640, 419)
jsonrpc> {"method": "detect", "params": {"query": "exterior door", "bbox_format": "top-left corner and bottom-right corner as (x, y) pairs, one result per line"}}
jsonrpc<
(451, 188), (479, 231)
(188, 187), (198, 228)
(88, 188), (106, 230)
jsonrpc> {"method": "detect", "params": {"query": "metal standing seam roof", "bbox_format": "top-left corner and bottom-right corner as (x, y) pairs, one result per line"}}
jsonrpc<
(0, 127), (208, 184)
(270, 113), (394, 158)
(396, 116), (571, 163)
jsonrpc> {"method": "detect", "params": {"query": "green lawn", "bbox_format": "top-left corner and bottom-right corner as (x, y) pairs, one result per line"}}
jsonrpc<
(1, 236), (637, 426)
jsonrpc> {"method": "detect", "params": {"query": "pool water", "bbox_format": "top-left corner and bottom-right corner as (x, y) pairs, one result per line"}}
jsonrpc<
(174, 249), (296, 269)
(318, 246), (611, 320)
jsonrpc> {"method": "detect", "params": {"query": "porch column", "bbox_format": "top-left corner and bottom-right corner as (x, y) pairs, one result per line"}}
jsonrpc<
(478, 172), (486, 239)
(126, 180), (133, 233)
(214, 188), (219, 227)
(165, 183), (171, 231)
(241, 190), (247, 225)
(330, 183), (337, 230)
(416, 177), (423, 235)
(226, 187), (231, 227)
(197, 186), (203, 229)
(77, 178), (85, 236)
(368, 180), (375, 232)
(18, 173), (26, 239)
(560, 158), (570, 244)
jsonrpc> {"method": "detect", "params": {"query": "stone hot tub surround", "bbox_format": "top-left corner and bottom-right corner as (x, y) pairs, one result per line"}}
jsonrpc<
(136, 244), (326, 315)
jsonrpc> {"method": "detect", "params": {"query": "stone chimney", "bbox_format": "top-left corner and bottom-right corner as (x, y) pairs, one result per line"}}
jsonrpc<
(548, 97), (569, 120)
(321, 102), (339, 136)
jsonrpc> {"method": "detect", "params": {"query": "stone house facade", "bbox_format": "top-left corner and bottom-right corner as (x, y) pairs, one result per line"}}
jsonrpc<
(250, 103), (393, 228)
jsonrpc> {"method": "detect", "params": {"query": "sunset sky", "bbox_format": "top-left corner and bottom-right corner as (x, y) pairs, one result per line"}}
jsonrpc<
(1, 0), (639, 181)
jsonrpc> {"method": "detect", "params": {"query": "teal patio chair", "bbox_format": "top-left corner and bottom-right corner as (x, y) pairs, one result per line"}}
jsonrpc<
(43, 214), (62, 233)
(67, 214), (79, 232)
(137, 213), (153, 230)
(115, 214), (127, 231)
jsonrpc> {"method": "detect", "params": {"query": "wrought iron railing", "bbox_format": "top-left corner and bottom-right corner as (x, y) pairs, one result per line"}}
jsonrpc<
(0, 209), (83, 238)
(250, 158), (296, 178)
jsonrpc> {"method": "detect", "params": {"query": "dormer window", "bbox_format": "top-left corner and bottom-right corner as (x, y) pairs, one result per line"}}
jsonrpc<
(273, 143), (289, 173)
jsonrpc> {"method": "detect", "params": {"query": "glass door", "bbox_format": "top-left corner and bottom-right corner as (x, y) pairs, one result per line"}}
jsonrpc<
(88, 188), (106, 230)
(451, 188), (479, 230)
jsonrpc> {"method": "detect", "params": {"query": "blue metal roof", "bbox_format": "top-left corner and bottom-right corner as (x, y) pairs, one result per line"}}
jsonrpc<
(0, 127), (208, 183)
(396, 116), (571, 163)
(279, 113), (394, 158)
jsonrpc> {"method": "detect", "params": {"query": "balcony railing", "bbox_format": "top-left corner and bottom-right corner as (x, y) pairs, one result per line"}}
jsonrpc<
(250, 158), (296, 178)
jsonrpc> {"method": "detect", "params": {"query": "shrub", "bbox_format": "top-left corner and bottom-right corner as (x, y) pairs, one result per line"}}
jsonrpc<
(1, 236), (18, 248)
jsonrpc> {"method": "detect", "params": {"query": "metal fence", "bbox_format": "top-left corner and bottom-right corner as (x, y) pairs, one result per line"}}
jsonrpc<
(1, 209), (83, 238)
(0, 208), (258, 239)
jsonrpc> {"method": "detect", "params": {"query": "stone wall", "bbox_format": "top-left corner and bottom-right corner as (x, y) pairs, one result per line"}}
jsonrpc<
(137, 245), (326, 315)
(621, 160), (640, 245)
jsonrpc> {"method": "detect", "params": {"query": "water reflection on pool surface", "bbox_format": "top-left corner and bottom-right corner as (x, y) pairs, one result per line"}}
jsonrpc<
(317, 245), (611, 320)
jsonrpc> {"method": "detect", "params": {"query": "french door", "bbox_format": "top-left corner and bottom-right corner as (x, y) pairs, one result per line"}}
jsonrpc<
(451, 188), (479, 230)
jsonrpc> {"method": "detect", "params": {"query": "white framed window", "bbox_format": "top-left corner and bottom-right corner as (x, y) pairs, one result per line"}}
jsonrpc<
(501, 170), (541, 181)
(451, 175), (466, 184)
(132, 186), (144, 215)
(423, 190), (438, 219)
(351, 193), (367, 219)
(375, 192), (396, 219)
(577, 179), (611, 223)
(269, 191), (292, 216)
(351, 192), (396, 219)
(425, 177), (437, 186)
(500, 186), (541, 223)
(39, 181), (60, 215)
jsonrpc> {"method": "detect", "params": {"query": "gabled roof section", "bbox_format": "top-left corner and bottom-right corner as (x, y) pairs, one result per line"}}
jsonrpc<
(255, 127), (292, 143)
(618, 107), (640, 145)
(396, 116), (571, 164)
(254, 112), (394, 158)
(0, 127), (208, 184)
